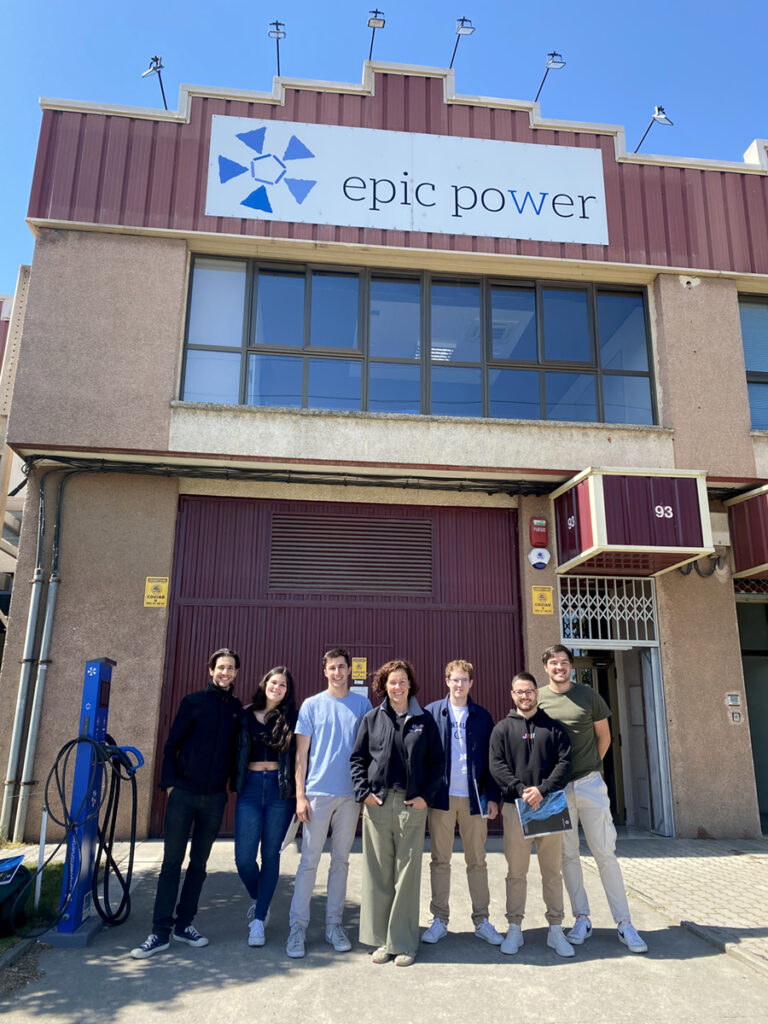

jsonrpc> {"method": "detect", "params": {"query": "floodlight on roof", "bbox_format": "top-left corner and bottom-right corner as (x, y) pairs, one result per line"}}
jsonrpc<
(367, 9), (385, 60)
(634, 104), (674, 152)
(449, 17), (475, 69)
(534, 51), (566, 103)
(268, 20), (286, 76)
(141, 56), (168, 111)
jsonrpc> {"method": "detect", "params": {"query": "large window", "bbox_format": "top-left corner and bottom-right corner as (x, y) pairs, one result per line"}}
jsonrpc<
(182, 257), (655, 424)
(741, 297), (768, 429)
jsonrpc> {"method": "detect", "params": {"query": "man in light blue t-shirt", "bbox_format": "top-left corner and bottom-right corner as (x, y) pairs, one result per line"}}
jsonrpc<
(286, 647), (372, 960)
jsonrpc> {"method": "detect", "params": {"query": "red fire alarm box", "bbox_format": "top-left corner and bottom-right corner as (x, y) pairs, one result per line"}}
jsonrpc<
(530, 517), (548, 548)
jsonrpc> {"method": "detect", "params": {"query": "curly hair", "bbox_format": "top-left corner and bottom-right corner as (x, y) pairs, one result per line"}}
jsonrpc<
(251, 666), (297, 753)
(371, 659), (418, 701)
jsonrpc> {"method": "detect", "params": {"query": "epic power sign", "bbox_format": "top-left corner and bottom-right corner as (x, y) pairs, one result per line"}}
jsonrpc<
(206, 116), (609, 245)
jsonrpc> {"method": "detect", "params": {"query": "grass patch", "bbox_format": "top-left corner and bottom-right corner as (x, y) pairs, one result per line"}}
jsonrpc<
(0, 859), (64, 954)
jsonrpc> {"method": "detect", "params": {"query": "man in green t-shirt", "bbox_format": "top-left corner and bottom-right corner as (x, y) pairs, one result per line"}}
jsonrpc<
(537, 644), (647, 955)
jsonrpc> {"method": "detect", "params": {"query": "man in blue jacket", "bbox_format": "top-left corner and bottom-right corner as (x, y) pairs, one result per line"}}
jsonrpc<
(130, 648), (242, 959)
(422, 659), (504, 946)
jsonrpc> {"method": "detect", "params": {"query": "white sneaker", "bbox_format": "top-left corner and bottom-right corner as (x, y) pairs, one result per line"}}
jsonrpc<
(618, 921), (648, 953)
(248, 918), (265, 947)
(566, 915), (592, 944)
(420, 917), (448, 944)
(286, 923), (306, 958)
(500, 923), (524, 955)
(474, 919), (504, 945)
(325, 923), (352, 952)
(547, 925), (576, 958)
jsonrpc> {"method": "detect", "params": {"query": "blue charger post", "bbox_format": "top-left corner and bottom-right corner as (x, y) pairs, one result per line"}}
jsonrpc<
(49, 657), (116, 948)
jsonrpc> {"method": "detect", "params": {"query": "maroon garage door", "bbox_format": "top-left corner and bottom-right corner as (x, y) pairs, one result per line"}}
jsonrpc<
(151, 496), (522, 835)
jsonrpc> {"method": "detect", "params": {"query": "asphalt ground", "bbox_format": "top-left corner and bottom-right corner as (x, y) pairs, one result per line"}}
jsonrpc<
(2, 832), (768, 1023)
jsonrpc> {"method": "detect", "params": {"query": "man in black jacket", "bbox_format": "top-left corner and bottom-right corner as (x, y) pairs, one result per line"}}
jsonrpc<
(130, 648), (242, 959)
(489, 672), (573, 958)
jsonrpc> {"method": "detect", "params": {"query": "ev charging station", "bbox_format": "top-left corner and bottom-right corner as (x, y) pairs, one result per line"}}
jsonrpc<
(48, 657), (116, 947)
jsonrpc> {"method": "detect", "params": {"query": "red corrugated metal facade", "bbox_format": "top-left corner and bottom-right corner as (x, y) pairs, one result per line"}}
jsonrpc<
(151, 496), (522, 834)
(28, 71), (768, 275)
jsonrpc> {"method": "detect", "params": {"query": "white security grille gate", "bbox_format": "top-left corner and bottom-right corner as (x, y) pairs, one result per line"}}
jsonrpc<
(559, 576), (658, 647)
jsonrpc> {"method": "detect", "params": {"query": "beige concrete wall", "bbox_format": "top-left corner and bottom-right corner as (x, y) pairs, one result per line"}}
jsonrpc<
(652, 274), (756, 476)
(655, 567), (761, 838)
(0, 471), (179, 840)
(8, 230), (188, 452)
(517, 494), (560, 681)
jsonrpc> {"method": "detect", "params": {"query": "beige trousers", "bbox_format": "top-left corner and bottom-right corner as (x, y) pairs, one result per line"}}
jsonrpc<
(428, 796), (490, 925)
(501, 802), (564, 926)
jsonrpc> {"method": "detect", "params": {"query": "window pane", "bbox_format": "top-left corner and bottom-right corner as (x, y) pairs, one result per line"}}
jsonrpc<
(741, 300), (768, 372)
(748, 382), (768, 429)
(431, 283), (481, 362)
(545, 372), (596, 421)
(255, 271), (305, 347)
(491, 287), (537, 360)
(310, 272), (359, 349)
(247, 354), (302, 407)
(542, 288), (591, 362)
(187, 259), (246, 348)
(602, 374), (653, 425)
(369, 363), (421, 414)
(489, 368), (541, 419)
(431, 366), (482, 417)
(598, 293), (649, 371)
(370, 278), (421, 359)
(308, 358), (361, 410)
(183, 350), (240, 404)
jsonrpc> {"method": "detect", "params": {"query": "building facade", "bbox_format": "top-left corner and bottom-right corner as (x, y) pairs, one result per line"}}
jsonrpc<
(2, 62), (768, 841)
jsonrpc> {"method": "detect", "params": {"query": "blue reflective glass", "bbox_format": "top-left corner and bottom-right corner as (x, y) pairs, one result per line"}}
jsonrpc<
(431, 366), (482, 417)
(183, 350), (240, 404)
(308, 358), (362, 410)
(431, 283), (481, 362)
(740, 301), (768, 372)
(255, 271), (305, 347)
(597, 293), (649, 371)
(489, 369), (540, 419)
(310, 273), (359, 349)
(247, 354), (302, 407)
(542, 289), (591, 362)
(602, 374), (653, 425)
(187, 259), (246, 348)
(491, 287), (537, 360)
(545, 372), (596, 421)
(369, 363), (421, 413)
(370, 279), (421, 359)
(748, 382), (768, 429)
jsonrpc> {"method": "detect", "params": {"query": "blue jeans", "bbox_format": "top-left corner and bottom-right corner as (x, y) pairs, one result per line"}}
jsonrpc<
(235, 770), (295, 921)
(152, 787), (227, 939)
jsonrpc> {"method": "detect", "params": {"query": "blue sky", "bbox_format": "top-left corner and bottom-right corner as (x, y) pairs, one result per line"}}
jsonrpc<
(2, 0), (767, 296)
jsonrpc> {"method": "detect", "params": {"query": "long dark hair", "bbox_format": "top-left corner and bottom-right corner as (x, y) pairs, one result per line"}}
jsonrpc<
(251, 666), (297, 753)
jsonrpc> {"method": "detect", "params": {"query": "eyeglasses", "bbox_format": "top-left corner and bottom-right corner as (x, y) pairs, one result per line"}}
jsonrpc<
(513, 689), (536, 697)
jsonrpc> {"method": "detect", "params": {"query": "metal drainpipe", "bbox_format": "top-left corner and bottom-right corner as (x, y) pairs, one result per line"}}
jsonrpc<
(0, 470), (57, 841)
(13, 471), (80, 841)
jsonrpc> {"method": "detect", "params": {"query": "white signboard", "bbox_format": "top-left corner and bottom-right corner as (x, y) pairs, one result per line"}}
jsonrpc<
(206, 116), (609, 245)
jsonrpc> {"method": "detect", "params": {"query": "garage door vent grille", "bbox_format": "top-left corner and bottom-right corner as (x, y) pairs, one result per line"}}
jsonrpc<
(269, 513), (433, 593)
(559, 575), (657, 647)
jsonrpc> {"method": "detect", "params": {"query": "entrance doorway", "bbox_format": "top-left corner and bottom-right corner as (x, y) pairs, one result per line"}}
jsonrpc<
(736, 602), (768, 834)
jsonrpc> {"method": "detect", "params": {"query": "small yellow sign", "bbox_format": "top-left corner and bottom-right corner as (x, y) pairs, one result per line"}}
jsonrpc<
(532, 585), (554, 615)
(351, 657), (368, 680)
(144, 576), (169, 608)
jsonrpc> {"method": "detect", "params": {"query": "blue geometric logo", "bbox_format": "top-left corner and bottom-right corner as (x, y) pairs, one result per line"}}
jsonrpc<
(216, 125), (317, 213)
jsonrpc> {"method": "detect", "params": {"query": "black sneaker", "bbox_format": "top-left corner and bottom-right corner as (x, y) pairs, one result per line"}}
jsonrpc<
(130, 933), (170, 959)
(173, 924), (209, 947)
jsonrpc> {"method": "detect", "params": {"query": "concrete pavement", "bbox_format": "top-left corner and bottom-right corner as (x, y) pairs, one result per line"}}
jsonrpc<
(2, 831), (768, 1023)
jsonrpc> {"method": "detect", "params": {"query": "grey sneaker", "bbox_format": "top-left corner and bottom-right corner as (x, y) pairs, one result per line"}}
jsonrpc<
(420, 917), (448, 943)
(547, 925), (576, 958)
(566, 915), (592, 944)
(173, 924), (208, 947)
(248, 917), (265, 947)
(474, 918), (504, 945)
(286, 922), (306, 958)
(500, 923), (524, 955)
(325, 923), (352, 952)
(130, 933), (169, 959)
(618, 921), (648, 953)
